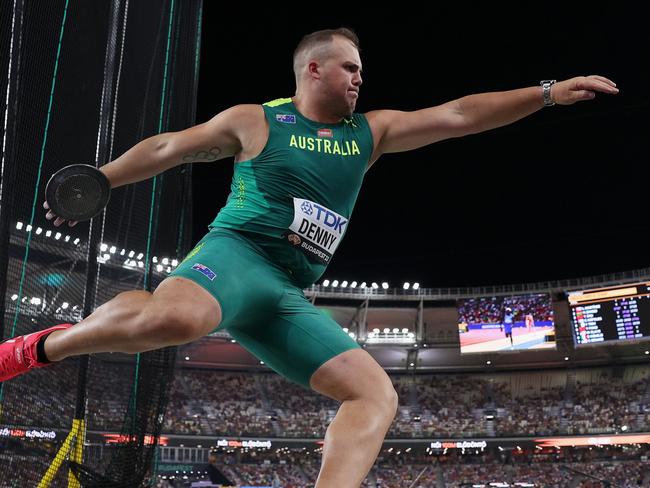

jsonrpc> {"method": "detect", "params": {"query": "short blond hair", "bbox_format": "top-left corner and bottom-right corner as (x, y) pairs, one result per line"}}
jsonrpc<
(293, 28), (360, 76)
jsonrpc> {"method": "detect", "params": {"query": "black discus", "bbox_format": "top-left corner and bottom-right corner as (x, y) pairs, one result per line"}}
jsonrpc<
(45, 164), (111, 221)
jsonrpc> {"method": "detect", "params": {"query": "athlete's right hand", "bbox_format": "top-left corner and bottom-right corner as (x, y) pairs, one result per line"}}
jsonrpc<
(43, 200), (78, 227)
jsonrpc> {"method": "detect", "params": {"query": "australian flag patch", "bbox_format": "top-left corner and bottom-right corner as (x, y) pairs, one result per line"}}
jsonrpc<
(191, 263), (216, 281)
(276, 114), (296, 124)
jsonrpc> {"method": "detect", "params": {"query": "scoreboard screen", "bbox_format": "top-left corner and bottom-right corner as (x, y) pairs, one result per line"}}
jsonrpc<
(567, 282), (650, 345)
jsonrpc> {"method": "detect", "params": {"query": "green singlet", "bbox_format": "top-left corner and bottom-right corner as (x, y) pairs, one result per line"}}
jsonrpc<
(171, 98), (373, 388)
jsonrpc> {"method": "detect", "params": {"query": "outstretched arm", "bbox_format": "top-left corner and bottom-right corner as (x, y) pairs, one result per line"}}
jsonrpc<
(45, 104), (264, 226)
(366, 76), (618, 166)
(100, 104), (262, 188)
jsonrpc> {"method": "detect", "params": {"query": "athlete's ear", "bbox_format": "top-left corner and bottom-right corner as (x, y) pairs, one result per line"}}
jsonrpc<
(307, 61), (321, 80)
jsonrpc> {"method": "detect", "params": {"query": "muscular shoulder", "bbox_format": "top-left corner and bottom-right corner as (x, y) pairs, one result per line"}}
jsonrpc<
(221, 104), (265, 135)
(227, 103), (264, 120)
(227, 104), (268, 162)
(364, 104), (462, 167)
(205, 104), (266, 162)
(363, 109), (396, 165)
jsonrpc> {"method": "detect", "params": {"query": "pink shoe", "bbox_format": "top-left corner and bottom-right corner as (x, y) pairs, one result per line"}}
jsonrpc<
(0, 323), (73, 382)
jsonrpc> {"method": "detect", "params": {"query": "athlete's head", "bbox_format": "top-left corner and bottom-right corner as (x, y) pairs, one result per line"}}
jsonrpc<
(293, 27), (362, 117)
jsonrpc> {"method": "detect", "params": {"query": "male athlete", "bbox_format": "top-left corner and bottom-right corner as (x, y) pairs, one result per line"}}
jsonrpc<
(503, 307), (515, 347)
(0, 28), (618, 487)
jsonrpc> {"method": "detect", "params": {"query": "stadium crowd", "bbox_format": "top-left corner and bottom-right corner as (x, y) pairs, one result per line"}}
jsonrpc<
(1, 361), (647, 439)
(148, 445), (649, 487)
(153, 365), (650, 438)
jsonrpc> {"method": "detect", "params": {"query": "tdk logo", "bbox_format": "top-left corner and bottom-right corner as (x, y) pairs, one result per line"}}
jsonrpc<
(276, 114), (296, 124)
(301, 203), (347, 234)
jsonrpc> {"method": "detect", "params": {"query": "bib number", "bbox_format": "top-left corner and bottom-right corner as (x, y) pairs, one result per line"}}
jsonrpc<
(285, 198), (348, 265)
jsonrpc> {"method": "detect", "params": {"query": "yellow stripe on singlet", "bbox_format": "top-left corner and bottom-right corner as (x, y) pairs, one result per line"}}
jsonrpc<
(263, 97), (292, 107)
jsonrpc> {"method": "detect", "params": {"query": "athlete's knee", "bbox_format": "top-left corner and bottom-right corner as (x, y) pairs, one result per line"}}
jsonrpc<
(388, 383), (399, 411)
(355, 376), (397, 429)
(375, 376), (399, 418)
(312, 350), (398, 417)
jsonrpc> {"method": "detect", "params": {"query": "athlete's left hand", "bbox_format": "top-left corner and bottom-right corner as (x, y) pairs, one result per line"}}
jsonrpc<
(551, 76), (618, 105)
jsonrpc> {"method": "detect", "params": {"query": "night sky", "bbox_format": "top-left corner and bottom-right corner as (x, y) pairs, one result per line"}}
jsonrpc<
(192, 5), (649, 288)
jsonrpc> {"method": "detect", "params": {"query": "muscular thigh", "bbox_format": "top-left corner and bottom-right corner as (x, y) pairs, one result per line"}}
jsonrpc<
(151, 276), (222, 333)
(228, 286), (360, 389)
(170, 228), (285, 331)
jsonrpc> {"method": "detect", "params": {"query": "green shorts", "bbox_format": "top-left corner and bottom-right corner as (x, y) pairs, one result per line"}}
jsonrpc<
(170, 228), (360, 389)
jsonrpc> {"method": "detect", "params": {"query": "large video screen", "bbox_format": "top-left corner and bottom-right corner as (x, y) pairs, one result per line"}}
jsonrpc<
(568, 282), (650, 346)
(457, 293), (555, 353)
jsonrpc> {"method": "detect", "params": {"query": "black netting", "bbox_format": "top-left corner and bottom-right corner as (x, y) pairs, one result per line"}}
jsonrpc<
(0, 0), (202, 486)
